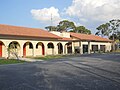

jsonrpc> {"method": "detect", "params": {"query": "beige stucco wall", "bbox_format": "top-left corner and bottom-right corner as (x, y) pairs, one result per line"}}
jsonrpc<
(0, 39), (69, 58)
(71, 41), (112, 54)
(80, 41), (111, 54)
(35, 43), (43, 56)
(0, 32), (112, 58)
(50, 31), (70, 38)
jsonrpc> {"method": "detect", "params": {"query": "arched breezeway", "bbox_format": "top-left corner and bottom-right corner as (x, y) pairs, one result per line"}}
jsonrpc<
(47, 42), (54, 55)
(0, 41), (5, 57)
(36, 42), (45, 56)
(57, 43), (63, 54)
(23, 42), (33, 57)
(8, 41), (20, 59)
(65, 42), (72, 54)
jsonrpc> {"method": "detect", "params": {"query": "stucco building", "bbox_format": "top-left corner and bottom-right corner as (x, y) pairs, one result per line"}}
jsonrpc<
(0, 24), (112, 58)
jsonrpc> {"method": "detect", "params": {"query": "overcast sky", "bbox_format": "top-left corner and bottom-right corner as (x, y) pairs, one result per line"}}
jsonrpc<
(0, 0), (120, 34)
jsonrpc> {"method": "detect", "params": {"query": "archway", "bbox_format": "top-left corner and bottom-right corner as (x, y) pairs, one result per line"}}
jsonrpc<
(57, 43), (63, 54)
(65, 42), (72, 54)
(23, 42), (33, 57)
(8, 41), (20, 59)
(0, 41), (4, 57)
(47, 42), (54, 55)
(36, 42), (45, 56)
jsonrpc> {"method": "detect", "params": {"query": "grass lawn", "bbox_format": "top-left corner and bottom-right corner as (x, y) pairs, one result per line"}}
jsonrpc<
(0, 59), (26, 65)
(32, 55), (65, 60)
(114, 49), (120, 52)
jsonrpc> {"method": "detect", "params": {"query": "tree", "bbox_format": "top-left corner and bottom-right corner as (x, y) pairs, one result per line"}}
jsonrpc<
(45, 20), (91, 34)
(95, 19), (120, 51)
(95, 23), (110, 37)
(109, 19), (120, 41)
(117, 32), (120, 41)
(45, 26), (57, 31)
(76, 26), (91, 34)
(7, 42), (20, 60)
(57, 20), (76, 32)
(70, 26), (91, 34)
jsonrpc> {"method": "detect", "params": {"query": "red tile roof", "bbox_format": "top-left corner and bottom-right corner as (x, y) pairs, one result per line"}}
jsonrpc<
(0, 24), (61, 39)
(70, 32), (112, 42)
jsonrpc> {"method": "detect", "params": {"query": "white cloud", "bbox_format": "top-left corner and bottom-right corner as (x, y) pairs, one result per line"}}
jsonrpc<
(31, 7), (62, 25)
(66, 0), (120, 22)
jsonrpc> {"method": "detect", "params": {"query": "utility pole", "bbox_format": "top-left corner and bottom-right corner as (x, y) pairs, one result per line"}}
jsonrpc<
(50, 13), (53, 31)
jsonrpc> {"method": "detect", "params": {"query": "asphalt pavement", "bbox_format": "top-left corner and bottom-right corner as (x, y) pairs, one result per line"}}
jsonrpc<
(0, 53), (120, 90)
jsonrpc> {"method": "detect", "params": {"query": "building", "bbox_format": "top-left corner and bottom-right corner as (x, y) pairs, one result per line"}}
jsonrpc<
(0, 24), (112, 58)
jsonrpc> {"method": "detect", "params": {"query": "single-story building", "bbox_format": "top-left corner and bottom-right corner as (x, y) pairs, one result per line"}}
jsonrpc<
(0, 24), (112, 58)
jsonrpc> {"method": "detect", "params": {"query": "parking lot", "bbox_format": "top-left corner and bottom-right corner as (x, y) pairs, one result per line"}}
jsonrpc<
(0, 53), (120, 90)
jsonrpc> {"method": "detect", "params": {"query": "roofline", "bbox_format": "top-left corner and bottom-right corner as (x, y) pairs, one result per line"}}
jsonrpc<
(0, 34), (62, 40)
(0, 24), (62, 39)
(70, 35), (113, 42)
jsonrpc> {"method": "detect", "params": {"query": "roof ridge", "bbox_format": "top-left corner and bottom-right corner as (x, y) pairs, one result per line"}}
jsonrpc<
(0, 24), (44, 30)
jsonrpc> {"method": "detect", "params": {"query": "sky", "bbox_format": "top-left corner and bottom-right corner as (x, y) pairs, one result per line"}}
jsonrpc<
(0, 0), (120, 34)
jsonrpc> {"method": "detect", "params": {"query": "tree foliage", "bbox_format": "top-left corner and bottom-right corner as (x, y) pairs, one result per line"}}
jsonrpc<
(45, 26), (57, 31)
(95, 23), (110, 37)
(75, 26), (91, 34)
(57, 20), (76, 32)
(7, 42), (20, 60)
(95, 19), (120, 40)
(109, 19), (120, 40)
(45, 20), (91, 34)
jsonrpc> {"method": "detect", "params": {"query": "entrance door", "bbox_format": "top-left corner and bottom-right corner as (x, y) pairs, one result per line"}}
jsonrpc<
(23, 44), (26, 57)
(0, 43), (2, 57)
(42, 44), (45, 55)
(83, 45), (88, 54)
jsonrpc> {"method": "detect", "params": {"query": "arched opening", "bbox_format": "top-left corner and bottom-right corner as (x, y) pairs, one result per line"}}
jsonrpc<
(8, 41), (20, 59)
(57, 43), (63, 54)
(36, 42), (45, 56)
(47, 42), (54, 55)
(0, 41), (5, 57)
(23, 42), (33, 57)
(65, 42), (72, 54)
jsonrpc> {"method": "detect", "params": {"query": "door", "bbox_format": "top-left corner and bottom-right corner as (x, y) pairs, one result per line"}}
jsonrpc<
(42, 44), (45, 55)
(83, 45), (88, 54)
(0, 43), (2, 57)
(23, 44), (26, 57)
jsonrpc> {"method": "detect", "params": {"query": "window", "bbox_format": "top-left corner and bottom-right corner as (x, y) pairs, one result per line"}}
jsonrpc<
(100, 45), (105, 51)
(29, 43), (33, 49)
(92, 45), (98, 51)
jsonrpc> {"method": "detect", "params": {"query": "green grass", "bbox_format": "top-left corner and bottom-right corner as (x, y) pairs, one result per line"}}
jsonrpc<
(33, 55), (65, 60)
(114, 49), (120, 52)
(0, 59), (26, 65)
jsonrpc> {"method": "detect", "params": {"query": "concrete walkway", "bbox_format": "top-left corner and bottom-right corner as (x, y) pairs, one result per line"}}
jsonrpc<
(20, 58), (43, 62)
